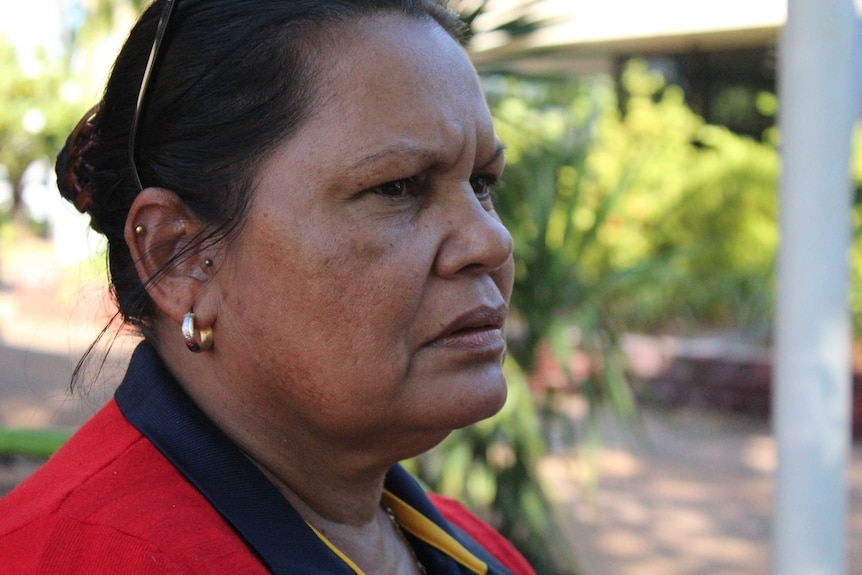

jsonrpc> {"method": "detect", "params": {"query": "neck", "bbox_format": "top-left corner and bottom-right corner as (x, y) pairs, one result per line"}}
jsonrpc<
(161, 339), (400, 524)
(254, 460), (423, 575)
(160, 352), (426, 574)
(253, 455), (387, 525)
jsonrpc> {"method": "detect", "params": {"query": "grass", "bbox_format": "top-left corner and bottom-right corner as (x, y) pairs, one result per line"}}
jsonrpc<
(0, 428), (73, 458)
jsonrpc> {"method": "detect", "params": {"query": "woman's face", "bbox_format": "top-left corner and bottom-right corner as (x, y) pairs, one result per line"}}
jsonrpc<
(211, 14), (514, 455)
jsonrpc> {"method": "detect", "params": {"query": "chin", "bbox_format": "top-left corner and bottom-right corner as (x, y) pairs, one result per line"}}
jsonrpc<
(388, 378), (507, 461)
(443, 370), (509, 430)
(400, 361), (508, 433)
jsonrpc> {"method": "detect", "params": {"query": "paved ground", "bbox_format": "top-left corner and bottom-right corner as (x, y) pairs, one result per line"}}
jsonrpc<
(2, 237), (862, 574)
(540, 398), (862, 574)
(0, 237), (133, 428)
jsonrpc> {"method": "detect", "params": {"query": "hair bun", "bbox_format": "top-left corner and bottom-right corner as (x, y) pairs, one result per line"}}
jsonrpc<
(57, 103), (101, 219)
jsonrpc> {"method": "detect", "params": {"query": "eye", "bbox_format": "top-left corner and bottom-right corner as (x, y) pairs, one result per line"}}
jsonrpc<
(370, 178), (417, 198)
(470, 174), (499, 201)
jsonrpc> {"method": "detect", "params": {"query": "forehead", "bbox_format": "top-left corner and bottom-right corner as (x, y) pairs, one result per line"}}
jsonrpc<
(288, 13), (495, 168)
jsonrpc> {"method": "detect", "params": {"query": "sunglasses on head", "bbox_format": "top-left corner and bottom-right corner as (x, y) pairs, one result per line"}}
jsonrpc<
(129, 0), (179, 191)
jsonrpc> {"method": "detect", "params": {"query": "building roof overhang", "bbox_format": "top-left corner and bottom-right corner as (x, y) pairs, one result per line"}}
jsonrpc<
(467, 0), (860, 75)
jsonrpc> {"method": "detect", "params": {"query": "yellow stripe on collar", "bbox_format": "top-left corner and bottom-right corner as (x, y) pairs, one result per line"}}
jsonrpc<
(382, 490), (489, 575)
(306, 493), (489, 575)
(306, 523), (367, 575)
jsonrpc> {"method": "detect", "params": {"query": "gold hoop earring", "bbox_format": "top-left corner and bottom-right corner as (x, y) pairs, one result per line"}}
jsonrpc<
(182, 311), (213, 352)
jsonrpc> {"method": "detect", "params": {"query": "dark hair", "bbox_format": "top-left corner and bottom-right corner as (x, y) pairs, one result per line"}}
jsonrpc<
(56, 0), (463, 343)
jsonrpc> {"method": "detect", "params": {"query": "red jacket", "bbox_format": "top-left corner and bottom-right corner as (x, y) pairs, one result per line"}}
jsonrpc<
(0, 344), (535, 575)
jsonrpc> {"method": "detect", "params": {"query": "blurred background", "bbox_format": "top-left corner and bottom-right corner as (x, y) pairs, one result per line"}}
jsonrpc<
(1, 0), (862, 573)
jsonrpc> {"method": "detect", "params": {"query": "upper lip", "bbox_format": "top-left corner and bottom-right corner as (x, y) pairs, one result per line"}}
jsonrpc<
(430, 304), (508, 342)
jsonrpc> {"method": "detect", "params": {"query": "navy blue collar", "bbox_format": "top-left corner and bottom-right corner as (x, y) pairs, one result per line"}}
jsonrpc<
(115, 342), (510, 575)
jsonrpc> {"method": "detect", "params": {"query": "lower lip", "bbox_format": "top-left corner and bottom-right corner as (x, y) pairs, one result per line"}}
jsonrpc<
(428, 327), (506, 352)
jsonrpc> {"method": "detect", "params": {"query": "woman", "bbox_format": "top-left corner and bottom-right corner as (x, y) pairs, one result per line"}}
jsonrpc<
(0, 1), (534, 573)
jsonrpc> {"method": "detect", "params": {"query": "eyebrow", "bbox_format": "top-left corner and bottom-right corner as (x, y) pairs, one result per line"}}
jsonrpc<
(347, 144), (438, 173)
(479, 143), (506, 170)
(347, 141), (506, 173)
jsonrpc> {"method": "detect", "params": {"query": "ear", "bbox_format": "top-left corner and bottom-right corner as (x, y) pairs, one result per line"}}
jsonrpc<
(124, 187), (215, 326)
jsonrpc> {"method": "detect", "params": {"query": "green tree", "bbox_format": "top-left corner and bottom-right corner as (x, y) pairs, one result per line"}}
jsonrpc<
(490, 62), (779, 355)
(0, 0), (143, 224)
(0, 36), (81, 222)
(576, 61), (778, 339)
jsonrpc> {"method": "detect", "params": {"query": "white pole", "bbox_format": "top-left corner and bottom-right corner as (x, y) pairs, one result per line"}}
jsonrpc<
(774, 0), (858, 573)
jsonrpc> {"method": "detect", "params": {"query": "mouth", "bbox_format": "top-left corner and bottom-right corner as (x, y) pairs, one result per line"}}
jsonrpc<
(427, 304), (508, 351)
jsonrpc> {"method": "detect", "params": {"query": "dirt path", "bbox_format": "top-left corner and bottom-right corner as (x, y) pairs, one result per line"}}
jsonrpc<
(541, 397), (862, 575)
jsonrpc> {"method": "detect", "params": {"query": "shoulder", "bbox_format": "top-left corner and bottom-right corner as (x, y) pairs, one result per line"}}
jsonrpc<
(429, 493), (537, 575)
(0, 400), (267, 575)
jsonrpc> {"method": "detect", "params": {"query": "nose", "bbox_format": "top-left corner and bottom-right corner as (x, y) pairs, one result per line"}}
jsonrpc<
(433, 186), (514, 278)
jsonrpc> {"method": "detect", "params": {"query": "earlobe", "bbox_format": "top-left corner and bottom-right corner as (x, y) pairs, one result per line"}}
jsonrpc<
(125, 187), (213, 325)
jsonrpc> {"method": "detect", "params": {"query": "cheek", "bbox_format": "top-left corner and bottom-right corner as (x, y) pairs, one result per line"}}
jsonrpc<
(251, 225), (432, 369)
(319, 244), (428, 349)
(226, 202), (445, 392)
